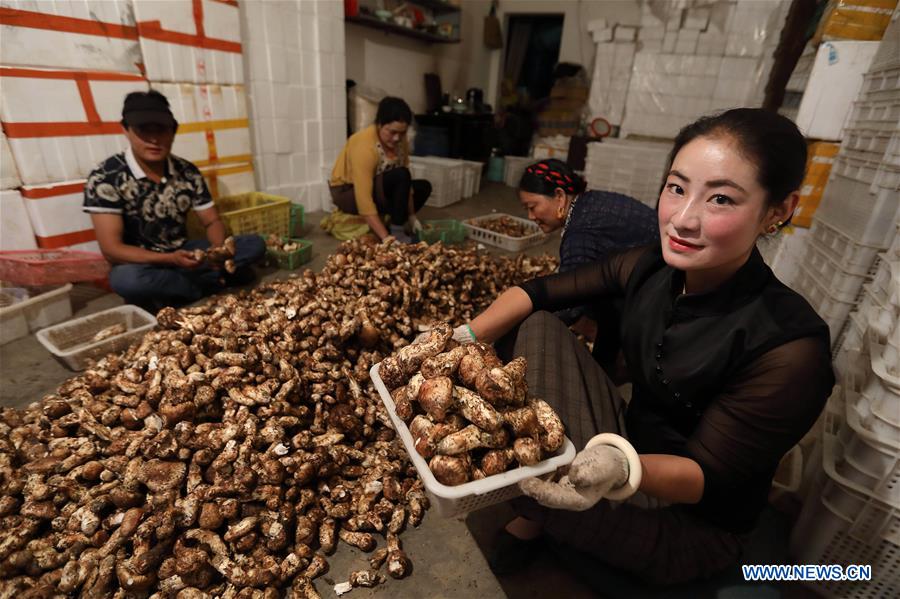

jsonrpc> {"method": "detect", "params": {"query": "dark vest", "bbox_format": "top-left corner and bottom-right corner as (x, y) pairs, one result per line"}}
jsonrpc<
(620, 246), (832, 513)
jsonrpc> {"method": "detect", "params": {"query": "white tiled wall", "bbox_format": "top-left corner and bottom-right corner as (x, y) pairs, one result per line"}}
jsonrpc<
(242, 0), (346, 213)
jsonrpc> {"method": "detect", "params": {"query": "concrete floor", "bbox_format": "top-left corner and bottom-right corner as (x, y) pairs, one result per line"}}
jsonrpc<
(0, 182), (817, 598)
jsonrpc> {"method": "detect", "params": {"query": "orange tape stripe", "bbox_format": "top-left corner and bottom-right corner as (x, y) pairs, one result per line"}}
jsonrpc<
(0, 66), (145, 82)
(36, 229), (96, 249)
(178, 118), (249, 133)
(3, 121), (121, 139)
(193, 0), (206, 38)
(74, 76), (101, 123)
(21, 182), (86, 199)
(0, 7), (139, 40)
(137, 20), (241, 53)
(193, 154), (253, 168)
(207, 174), (220, 199)
(211, 0), (240, 7)
(202, 163), (254, 177)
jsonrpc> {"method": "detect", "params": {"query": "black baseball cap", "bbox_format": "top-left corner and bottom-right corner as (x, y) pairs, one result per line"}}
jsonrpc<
(122, 90), (178, 129)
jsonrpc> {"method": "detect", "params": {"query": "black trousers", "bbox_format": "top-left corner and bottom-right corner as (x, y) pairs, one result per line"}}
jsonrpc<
(330, 167), (432, 225)
(501, 311), (746, 586)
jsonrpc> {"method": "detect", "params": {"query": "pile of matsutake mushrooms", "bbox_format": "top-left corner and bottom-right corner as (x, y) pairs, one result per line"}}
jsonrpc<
(466, 216), (535, 238)
(0, 237), (557, 598)
(379, 323), (565, 486)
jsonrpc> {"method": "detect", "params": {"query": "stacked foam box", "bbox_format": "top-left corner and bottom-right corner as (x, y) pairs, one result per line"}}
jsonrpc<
(780, 42), (818, 122)
(242, 0), (346, 214)
(0, 0), (147, 253)
(583, 139), (670, 208)
(792, 18), (900, 347)
(587, 36), (636, 126)
(621, 0), (791, 139)
(0, 118), (34, 251)
(133, 0), (254, 201)
(790, 226), (900, 598)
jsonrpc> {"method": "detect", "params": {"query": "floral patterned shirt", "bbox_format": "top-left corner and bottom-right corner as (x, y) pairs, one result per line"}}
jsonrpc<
(82, 147), (214, 252)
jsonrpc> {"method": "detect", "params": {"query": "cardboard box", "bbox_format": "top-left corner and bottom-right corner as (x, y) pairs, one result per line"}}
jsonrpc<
(796, 41), (879, 141)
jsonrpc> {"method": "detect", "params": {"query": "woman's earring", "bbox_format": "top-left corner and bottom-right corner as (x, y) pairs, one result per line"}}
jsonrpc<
(767, 220), (783, 234)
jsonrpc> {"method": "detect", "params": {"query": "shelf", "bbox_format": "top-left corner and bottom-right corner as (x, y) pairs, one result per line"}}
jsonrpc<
(346, 14), (460, 44)
(408, 0), (461, 15)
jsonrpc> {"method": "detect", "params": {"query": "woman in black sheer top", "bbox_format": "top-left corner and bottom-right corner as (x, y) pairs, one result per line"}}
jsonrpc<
(456, 109), (835, 584)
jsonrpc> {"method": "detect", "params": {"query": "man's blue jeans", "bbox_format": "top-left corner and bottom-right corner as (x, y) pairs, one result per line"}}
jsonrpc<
(109, 235), (266, 307)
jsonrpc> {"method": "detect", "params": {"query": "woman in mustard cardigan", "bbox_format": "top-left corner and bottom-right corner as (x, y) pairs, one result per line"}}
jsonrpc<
(329, 97), (432, 242)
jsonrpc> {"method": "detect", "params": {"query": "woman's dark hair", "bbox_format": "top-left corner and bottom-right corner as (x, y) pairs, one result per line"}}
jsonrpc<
(667, 108), (807, 228)
(518, 158), (587, 197)
(375, 97), (412, 126)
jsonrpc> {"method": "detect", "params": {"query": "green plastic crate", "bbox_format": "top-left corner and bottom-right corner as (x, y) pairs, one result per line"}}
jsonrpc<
(290, 204), (305, 236)
(267, 237), (312, 270)
(420, 219), (467, 244)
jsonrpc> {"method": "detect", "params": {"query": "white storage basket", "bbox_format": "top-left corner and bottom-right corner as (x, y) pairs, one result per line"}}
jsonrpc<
(823, 415), (899, 509)
(809, 217), (884, 272)
(790, 472), (900, 599)
(462, 214), (547, 252)
(0, 284), (72, 345)
(370, 363), (576, 518)
(503, 156), (532, 187)
(410, 157), (464, 208)
(460, 160), (484, 197)
(815, 171), (900, 247)
(36, 305), (156, 370)
(793, 264), (856, 342)
(803, 240), (872, 302)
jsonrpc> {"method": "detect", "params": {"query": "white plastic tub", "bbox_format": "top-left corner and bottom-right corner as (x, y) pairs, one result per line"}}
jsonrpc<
(370, 362), (576, 518)
(36, 305), (156, 370)
(463, 213), (547, 252)
(823, 417), (899, 509)
(0, 284), (72, 345)
(410, 157), (465, 208)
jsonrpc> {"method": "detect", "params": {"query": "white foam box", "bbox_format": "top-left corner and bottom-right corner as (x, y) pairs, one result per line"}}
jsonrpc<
(133, 0), (244, 84)
(0, 189), (37, 251)
(199, 162), (255, 200)
(1, 130), (21, 190)
(615, 26), (637, 42)
(587, 18), (608, 33)
(0, 67), (148, 185)
(153, 82), (252, 169)
(20, 181), (98, 253)
(0, 0), (142, 73)
(796, 41), (880, 142)
(683, 7), (710, 30)
(593, 28), (614, 43)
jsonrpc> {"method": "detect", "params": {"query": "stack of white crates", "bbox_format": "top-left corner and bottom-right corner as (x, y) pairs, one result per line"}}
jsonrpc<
(792, 18), (900, 348)
(583, 139), (670, 208)
(791, 225), (900, 599)
(621, 0), (791, 139)
(409, 156), (465, 208)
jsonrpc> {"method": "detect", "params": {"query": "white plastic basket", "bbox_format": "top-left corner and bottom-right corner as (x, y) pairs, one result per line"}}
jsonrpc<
(790, 471), (900, 599)
(503, 156), (532, 187)
(815, 172), (900, 247)
(460, 160), (484, 197)
(823, 415), (899, 509)
(462, 213), (547, 252)
(370, 362), (576, 518)
(36, 305), (156, 370)
(410, 157), (464, 208)
(847, 98), (900, 131)
(809, 217), (883, 272)
(793, 264), (856, 343)
(0, 284), (72, 345)
(859, 66), (900, 103)
(803, 240), (872, 302)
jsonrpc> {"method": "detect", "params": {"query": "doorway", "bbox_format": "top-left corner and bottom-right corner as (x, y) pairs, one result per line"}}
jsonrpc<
(503, 14), (564, 103)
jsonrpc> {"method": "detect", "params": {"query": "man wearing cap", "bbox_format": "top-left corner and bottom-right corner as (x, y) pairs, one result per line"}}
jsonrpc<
(84, 90), (265, 310)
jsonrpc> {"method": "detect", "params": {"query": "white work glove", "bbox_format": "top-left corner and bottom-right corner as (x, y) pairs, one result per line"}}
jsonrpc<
(413, 323), (476, 345)
(452, 324), (476, 344)
(519, 433), (642, 511)
(408, 215), (424, 234)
